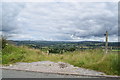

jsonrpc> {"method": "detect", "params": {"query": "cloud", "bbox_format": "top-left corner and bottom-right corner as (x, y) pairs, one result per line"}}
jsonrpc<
(1, 2), (25, 35)
(1, 2), (118, 42)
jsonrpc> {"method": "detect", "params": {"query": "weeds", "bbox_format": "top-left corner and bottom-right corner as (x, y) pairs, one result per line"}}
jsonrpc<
(1, 44), (119, 75)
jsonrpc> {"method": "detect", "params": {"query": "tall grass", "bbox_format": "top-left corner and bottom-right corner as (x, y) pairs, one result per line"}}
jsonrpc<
(2, 44), (43, 64)
(1, 44), (119, 75)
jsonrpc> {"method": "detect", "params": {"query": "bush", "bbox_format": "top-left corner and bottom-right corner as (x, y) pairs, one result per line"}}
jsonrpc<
(0, 35), (8, 49)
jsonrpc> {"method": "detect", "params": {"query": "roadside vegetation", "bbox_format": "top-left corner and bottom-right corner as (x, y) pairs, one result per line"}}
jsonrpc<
(1, 43), (119, 76)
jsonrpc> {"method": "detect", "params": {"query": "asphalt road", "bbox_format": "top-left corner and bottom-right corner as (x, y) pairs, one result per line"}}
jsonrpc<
(2, 69), (96, 78)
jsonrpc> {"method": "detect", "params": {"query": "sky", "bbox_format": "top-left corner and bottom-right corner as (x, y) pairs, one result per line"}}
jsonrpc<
(1, 2), (118, 42)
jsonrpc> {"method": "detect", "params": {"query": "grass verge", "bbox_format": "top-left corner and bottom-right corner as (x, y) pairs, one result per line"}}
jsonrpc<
(1, 44), (120, 76)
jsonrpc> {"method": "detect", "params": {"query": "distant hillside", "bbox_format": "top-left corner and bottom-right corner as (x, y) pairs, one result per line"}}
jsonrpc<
(12, 40), (119, 47)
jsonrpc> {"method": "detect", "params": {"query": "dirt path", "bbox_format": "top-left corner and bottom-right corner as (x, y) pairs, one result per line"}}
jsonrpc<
(1, 61), (106, 76)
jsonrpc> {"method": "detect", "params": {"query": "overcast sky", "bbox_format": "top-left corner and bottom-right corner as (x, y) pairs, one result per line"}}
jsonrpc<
(1, 2), (118, 42)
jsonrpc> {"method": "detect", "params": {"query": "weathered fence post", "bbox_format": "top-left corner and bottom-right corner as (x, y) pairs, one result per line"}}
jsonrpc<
(104, 31), (108, 54)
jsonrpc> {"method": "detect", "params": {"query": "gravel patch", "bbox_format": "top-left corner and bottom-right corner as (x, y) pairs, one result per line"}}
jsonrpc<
(1, 61), (105, 76)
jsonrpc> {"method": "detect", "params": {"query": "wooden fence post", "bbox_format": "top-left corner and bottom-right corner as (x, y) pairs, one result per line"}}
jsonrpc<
(104, 31), (108, 54)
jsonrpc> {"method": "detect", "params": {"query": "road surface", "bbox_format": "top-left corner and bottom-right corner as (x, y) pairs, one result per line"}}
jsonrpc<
(2, 69), (97, 78)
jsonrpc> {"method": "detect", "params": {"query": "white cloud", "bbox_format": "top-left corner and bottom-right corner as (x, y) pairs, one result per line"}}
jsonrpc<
(2, 0), (119, 2)
(1, 2), (118, 42)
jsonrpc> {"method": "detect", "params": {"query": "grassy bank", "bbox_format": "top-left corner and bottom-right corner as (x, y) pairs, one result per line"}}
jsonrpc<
(1, 44), (120, 76)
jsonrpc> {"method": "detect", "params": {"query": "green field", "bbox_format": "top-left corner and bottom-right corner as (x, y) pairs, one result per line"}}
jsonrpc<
(112, 49), (120, 52)
(1, 44), (120, 76)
